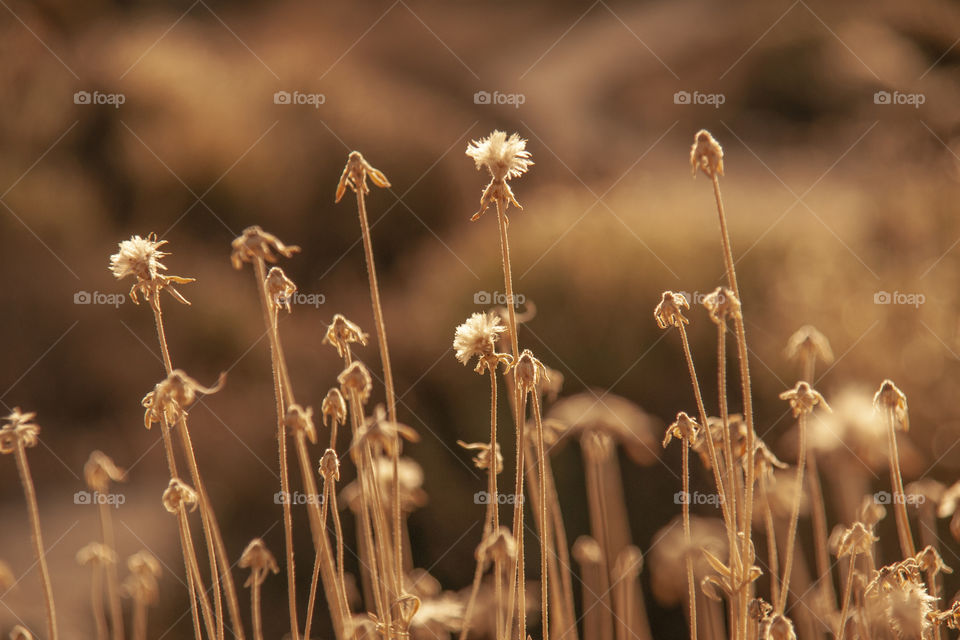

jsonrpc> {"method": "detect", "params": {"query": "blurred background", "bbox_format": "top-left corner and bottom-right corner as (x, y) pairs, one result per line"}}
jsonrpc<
(2, 0), (960, 637)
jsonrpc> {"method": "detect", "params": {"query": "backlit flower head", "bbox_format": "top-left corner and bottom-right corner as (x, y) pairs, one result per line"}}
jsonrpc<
(239, 538), (279, 588)
(690, 129), (724, 178)
(335, 151), (391, 203)
(662, 411), (700, 448)
(785, 325), (834, 367)
(779, 381), (831, 417)
(355, 404), (419, 457)
(465, 130), (532, 220)
(161, 478), (199, 514)
(874, 379), (910, 431)
(84, 450), (126, 492)
(703, 287), (741, 324)
(266, 266), (297, 314)
(0, 408), (40, 453)
(285, 403), (317, 444)
(76, 542), (117, 567)
(457, 440), (503, 474)
(321, 388), (348, 428)
(323, 314), (369, 360)
(654, 291), (690, 329)
(110, 234), (194, 305)
(515, 348), (548, 393)
(142, 370), (225, 430)
(230, 225), (300, 270)
(338, 361), (373, 404)
(453, 312), (511, 374)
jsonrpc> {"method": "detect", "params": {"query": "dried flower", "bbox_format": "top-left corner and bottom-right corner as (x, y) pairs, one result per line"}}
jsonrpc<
(335, 151), (390, 203)
(758, 612), (796, 640)
(546, 391), (659, 465)
(465, 131), (533, 220)
(84, 451), (126, 492)
(266, 266), (297, 314)
(874, 379), (910, 431)
(342, 457), (427, 513)
(654, 290), (690, 329)
(230, 225), (300, 270)
(355, 404), (420, 457)
(161, 479), (199, 514)
(453, 312), (511, 374)
(0, 408), (40, 453)
(142, 370), (225, 430)
(76, 542), (117, 567)
(885, 579), (936, 640)
(702, 287), (741, 324)
(338, 361), (373, 404)
(914, 545), (952, 577)
(123, 551), (161, 605)
(457, 440), (503, 474)
(779, 381), (831, 417)
(690, 129), (724, 179)
(321, 388), (348, 428)
(477, 526), (517, 566)
(109, 234), (194, 305)
(662, 411), (700, 448)
(514, 348), (548, 394)
(784, 325), (834, 366)
(239, 538), (279, 588)
(319, 448), (340, 483)
(323, 314), (369, 360)
(285, 404), (317, 444)
(835, 522), (877, 558)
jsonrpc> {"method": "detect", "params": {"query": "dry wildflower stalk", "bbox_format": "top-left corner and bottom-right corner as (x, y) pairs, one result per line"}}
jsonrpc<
(0, 409), (58, 640)
(77, 542), (116, 640)
(777, 382), (830, 615)
(834, 522), (877, 640)
(239, 539), (279, 640)
(874, 379), (917, 559)
(84, 451), (126, 640)
(662, 412), (701, 640)
(232, 225), (303, 639)
(123, 551), (162, 640)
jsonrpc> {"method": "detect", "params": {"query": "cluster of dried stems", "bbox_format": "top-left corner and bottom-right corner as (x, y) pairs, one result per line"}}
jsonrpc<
(2, 129), (960, 640)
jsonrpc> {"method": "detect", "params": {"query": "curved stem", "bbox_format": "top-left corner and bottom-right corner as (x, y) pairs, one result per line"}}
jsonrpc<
(884, 407), (916, 558)
(778, 413), (807, 614)
(97, 501), (125, 640)
(531, 396), (550, 640)
(836, 554), (856, 640)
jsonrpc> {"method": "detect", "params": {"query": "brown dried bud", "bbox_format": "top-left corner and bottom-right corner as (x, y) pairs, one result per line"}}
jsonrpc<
(285, 404), (316, 444)
(690, 129), (724, 179)
(161, 479), (199, 514)
(338, 361), (373, 404)
(84, 451), (126, 492)
(321, 388), (348, 428)
(654, 291), (690, 329)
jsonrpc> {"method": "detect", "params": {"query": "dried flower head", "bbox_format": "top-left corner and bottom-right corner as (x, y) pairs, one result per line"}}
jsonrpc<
(457, 440), (503, 474)
(355, 404), (420, 457)
(758, 612), (796, 640)
(885, 579), (936, 640)
(110, 234), (194, 305)
(874, 379), (910, 431)
(690, 129), (724, 178)
(477, 526), (517, 566)
(914, 545), (952, 577)
(465, 130), (533, 220)
(342, 457), (427, 513)
(266, 266), (297, 314)
(230, 225), (300, 270)
(161, 478), (199, 514)
(702, 287), (741, 324)
(123, 551), (161, 605)
(785, 325), (834, 366)
(285, 403), (317, 444)
(319, 448), (340, 483)
(835, 522), (878, 558)
(453, 312), (511, 374)
(321, 388), (348, 428)
(142, 370), (225, 430)
(515, 348), (549, 394)
(662, 411), (700, 448)
(76, 541), (117, 567)
(336, 151), (391, 203)
(0, 408), (40, 453)
(238, 538), (279, 588)
(338, 361), (373, 404)
(779, 381), (831, 417)
(546, 391), (659, 465)
(654, 290), (690, 329)
(323, 314), (369, 360)
(84, 450), (126, 492)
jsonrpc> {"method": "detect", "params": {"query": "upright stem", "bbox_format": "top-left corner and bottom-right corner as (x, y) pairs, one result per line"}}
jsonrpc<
(836, 554), (856, 640)
(180, 508), (217, 640)
(759, 472), (780, 607)
(132, 597), (148, 640)
(884, 407), (916, 559)
(681, 441), (697, 640)
(97, 501), (125, 640)
(531, 396), (550, 640)
(251, 574), (264, 640)
(90, 564), (108, 640)
(354, 187), (403, 594)
(14, 442), (58, 640)
(777, 412), (807, 614)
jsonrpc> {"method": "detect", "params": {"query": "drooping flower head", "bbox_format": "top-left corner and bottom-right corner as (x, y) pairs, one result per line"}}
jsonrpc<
(465, 131), (533, 220)
(230, 225), (300, 270)
(110, 234), (194, 305)
(779, 381), (831, 418)
(238, 538), (279, 588)
(0, 408), (40, 453)
(335, 151), (391, 203)
(690, 129), (724, 179)
(654, 291), (690, 329)
(785, 325), (834, 367)
(874, 379), (910, 431)
(453, 312), (510, 374)
(84, 450), (126, 492)
(323, 314), (369, 360)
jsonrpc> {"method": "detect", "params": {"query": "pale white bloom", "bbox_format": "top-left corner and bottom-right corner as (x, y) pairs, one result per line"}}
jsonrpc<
(466, 131), (532, 182)
(453, 312), (506, 371)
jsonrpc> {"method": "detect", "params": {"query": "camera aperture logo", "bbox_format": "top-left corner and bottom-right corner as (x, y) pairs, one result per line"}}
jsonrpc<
(474, 290), (526, 306)
(473, 90), (526, 109)
(674, 491), (724, 508)
(275, 491), (325, 506)
(75, 490), (125, 508)
(474, 491), (522, 505)
(273, 292), (326, 309)
(74, 90), (126, 109)
(673, 90), (725, 108)
(873, 491), (925, 506)
(873, 290), (924, 308)
(74, 291), (125, 308)
(874, 90), (925, 108)
(274, 90), (326, 109)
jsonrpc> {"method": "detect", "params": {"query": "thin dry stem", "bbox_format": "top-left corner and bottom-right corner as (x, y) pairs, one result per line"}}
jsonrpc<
(884, 406), (916, 558)
(777, 412), (807, 614)
(96, 501), (125, 640)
